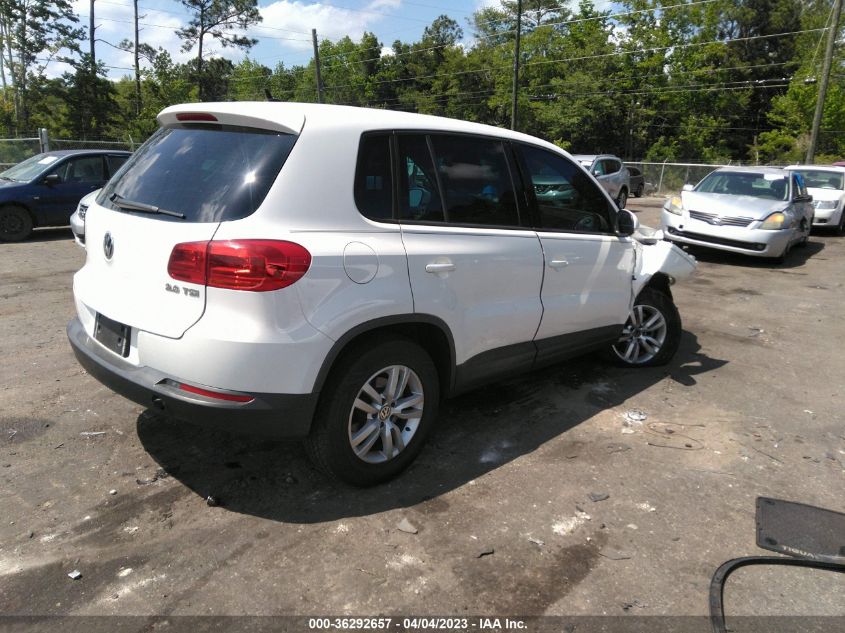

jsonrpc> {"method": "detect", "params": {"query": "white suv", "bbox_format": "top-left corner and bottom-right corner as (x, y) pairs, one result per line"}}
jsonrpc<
(68, 103), (696, 486)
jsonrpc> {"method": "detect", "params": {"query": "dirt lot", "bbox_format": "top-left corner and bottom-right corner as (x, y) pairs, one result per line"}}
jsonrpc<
(1, 199), (844, 629)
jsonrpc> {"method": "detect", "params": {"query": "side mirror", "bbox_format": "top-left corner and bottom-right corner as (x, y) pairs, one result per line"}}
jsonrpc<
(617, 208), (639, 236)
(43, 173), (61, 185)
(682, 183), (694, 192)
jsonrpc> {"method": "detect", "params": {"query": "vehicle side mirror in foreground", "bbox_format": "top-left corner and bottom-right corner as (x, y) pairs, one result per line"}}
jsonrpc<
(43, 173), (61, 185)
(682, 183), (694, 192)
(617, 208), (639, 236)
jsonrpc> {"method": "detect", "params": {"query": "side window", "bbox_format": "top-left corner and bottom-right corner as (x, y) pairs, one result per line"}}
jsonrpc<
(428, 134), (519, 227)
(397, 134), (444, 222)
(519, 144), (613, 233)
(603, 159), (620, 175)
(354, 133), (393, 220)
(52, 156), (105, 183)
(106, 155), (129, 177)
(592, 160), (606, 176)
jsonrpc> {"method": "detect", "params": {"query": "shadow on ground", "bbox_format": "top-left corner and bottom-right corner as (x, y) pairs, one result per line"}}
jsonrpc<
(137, 331), (726, 524)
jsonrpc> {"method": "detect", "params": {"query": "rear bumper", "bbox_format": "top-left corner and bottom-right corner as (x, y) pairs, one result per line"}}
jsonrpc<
(67, 318), (317, 438)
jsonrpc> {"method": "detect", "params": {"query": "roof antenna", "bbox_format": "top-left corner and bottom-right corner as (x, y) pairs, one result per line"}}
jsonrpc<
(264, 88), (280, 102)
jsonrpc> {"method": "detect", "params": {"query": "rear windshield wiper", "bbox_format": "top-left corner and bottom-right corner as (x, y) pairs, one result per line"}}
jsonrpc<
(109, 192), (185, 219)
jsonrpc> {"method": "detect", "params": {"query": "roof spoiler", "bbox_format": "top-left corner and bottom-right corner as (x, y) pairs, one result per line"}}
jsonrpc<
(158, 103), (305, 135)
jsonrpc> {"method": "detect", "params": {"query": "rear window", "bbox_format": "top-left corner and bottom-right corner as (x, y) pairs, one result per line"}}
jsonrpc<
(97, 125), (297, 222)
(792, 169), (844, 190)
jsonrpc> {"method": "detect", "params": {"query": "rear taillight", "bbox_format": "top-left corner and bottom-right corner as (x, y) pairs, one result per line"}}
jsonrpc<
(167, 240), (311, 292)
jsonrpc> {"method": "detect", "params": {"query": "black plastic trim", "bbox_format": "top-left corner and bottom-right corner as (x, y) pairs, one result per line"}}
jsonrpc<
(67, 318), (317, 438)
(312, 313), (458, 395)
(453, 325), (622, 394)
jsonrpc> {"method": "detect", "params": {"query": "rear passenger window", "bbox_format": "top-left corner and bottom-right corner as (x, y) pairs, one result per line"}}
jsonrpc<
(519, 144), (613, 233)
(106, 155), (129, 177)
(354, 133), (393, 220)
(429, 134), (519, 227)
(397, 134), (444, 223)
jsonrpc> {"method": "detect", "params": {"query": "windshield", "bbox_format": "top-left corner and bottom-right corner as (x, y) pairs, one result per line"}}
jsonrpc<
(696, 171), (789, 201)
(792, 169), (844, 190)
(0, 153), (60, 182)
(98, 124), (298, 223)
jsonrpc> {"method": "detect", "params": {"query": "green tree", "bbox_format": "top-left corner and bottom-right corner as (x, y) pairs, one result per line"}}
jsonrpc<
(176, 0), (262, 100)
(0, 0), (83, 132)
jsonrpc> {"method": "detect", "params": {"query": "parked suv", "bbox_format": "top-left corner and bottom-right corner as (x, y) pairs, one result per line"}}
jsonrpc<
(572, 154), (630, 208)
(0, 150), (130, 241)
(67, 103), (695, 486)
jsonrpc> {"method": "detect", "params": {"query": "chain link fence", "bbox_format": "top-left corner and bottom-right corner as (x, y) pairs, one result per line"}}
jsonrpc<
(625, 161), (755, 197)
(0, 130), (139, 169)
(0, 137), (42, 169)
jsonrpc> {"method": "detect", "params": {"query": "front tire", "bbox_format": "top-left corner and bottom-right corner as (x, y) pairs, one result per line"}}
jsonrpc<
(0, 205), (33, 242)
(607, 288), (681, 367)
(634, 183), (644, 198)
(305, 336), (440, 487)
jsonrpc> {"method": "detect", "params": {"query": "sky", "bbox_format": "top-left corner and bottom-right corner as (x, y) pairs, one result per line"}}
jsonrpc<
(62, 0), (505, 81)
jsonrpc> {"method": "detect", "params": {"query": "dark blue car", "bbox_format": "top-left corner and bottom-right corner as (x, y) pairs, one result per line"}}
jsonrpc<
(0, 149), (131, 241)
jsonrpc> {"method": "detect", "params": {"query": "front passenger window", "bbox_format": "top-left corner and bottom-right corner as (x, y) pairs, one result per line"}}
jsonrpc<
(520, 145), (613, 233)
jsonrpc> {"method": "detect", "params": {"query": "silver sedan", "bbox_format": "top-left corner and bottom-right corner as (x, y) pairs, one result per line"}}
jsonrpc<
(660, 166), (814, 262)
(69, 189), (99, 248)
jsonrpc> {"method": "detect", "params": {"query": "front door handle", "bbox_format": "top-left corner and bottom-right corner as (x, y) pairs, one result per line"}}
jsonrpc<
(549, 259), (569, 269)
(425, 262), (456, 274)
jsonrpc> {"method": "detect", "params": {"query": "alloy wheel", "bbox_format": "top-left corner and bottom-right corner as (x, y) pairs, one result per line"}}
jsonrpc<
(347, 365), (424, 464)
(612, 304), (668, 365)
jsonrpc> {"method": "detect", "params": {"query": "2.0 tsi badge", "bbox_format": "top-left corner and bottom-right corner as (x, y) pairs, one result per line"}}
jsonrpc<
(103, 232), (114, 260)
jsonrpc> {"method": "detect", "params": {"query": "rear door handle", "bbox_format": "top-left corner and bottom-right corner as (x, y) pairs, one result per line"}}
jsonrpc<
(425, 262), (456, 273)
(549, 259), (569, 269)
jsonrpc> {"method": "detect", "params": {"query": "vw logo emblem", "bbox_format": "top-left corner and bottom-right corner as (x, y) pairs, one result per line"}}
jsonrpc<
(103, 232), (114, 260)
(711, 217), (722, 225)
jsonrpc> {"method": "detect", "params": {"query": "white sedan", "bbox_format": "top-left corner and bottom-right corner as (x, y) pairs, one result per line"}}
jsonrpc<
(785, 165), (845, 234)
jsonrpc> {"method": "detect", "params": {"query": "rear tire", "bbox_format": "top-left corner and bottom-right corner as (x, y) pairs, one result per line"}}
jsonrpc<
(305, 336), (440, 487)
(604, 287), (681, 368)
(0, 205), (33, 242)
(616, 188), (628, 209)
(634, 183), (644, 198)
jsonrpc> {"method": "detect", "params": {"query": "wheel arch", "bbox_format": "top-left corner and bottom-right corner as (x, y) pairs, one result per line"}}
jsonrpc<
(641, 272), (673, 302)
(312, 314), (457, 398)
(0, 200), (36, 223)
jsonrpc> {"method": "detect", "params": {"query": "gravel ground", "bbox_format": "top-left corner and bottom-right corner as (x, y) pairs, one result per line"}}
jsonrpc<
(0, 199), (843, 629)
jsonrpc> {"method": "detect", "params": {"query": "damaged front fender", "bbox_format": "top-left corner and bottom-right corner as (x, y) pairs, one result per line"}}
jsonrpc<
(632, 236), (697, 298)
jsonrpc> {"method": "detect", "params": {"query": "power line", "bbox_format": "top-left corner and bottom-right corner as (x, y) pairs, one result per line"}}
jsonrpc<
(322, 27), (825, 91)
(301, 0), (719, 67)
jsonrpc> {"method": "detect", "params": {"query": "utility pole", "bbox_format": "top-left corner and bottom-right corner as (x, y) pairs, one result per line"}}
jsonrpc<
(510, 0), (522, 130)
(133, 0), (141, 116)
(807, 0), (843, 164)
(312, 28), (324, 104)
(89, 0), (96, 71)
(89, 0), (98, 134)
